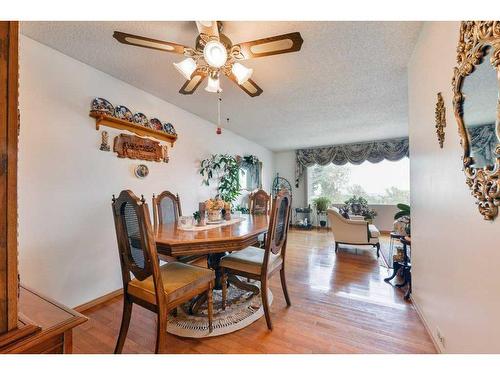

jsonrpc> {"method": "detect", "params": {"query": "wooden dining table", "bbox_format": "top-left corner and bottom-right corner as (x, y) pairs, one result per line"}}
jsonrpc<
(155, 214), (269, 295)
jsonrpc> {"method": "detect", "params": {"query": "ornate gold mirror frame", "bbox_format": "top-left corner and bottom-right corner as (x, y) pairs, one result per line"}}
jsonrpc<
(452, 21), (500, 220)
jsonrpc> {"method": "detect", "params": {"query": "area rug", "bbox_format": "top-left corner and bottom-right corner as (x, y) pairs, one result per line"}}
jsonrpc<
(167, 281), (272, 338)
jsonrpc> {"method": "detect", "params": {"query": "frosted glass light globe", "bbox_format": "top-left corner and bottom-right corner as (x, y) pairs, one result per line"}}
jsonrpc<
(203, 40), (228, 68)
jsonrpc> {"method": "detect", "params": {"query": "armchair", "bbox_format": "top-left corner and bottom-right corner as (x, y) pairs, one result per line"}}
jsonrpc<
(327, 207), (380, 257)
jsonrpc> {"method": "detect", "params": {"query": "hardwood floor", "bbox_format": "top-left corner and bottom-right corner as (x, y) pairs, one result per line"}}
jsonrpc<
(73, 229), (436, 354)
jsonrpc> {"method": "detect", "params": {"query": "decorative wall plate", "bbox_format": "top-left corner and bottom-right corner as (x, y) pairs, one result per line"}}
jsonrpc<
(149, 118), (163, 131)
(91, 97), (114, 115)
(134, 164), (149, 179)
(114, 105), (134, 122)
(132, 112), (149, 127)
(163, 122), (176, 135)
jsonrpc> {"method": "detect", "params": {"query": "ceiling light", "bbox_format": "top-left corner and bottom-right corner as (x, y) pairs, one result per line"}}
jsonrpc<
(205, 76), (222, 93)
(231, 63), (253, 85)
(173, 58), (197, 80)
(203, 40), (228, 68)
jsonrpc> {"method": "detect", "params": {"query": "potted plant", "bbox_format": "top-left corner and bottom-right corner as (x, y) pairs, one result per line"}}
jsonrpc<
(193, 211), (202, 226)
(313, 196), (331, 227)
(394, 203), (411, 236)
(205, 198), (225, 222)
(199, 154), (241, 203)
(342, 195), (377, 223)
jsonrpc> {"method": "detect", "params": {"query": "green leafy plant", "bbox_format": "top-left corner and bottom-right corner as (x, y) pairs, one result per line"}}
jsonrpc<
(342, 195), (377, 221)
(394, 203), (411, 235)
(193, 211), (201, 222)
(312, 196), (331, 213)
(199, 154), (241, 203)
(394, 203), (410, 220)
(234, 205), (249, 214)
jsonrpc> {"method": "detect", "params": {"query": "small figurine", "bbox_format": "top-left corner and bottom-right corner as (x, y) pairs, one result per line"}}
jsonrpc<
(100, 130), (110, 151)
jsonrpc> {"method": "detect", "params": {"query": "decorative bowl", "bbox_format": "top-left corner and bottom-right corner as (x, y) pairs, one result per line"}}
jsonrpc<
(163, 122), (176, 135)
(91, 97), (114, 115)
(149, 118), (163, 131)
(132, 112), (149, 127)
(114, 105), (134, 122)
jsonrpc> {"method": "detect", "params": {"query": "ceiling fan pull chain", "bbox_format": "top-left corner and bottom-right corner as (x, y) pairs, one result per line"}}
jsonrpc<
(216, 95), (222, 135)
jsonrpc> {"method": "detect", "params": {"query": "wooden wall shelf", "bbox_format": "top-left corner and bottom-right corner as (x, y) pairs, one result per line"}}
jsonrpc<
(89, 111), (177, 146)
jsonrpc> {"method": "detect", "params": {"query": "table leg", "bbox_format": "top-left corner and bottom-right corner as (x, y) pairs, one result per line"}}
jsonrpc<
(384, 261), (401, 282)
(395, 266), (409, 288)
(207, 252), (227, 290)
(404, 271), (412, 300)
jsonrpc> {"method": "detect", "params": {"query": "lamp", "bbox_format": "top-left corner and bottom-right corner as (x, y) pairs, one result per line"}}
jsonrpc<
(203, 40), (228, 68)
(231, 63), (253, 85)
(205, 75), (222, 93)
(173, 58), (197, 80)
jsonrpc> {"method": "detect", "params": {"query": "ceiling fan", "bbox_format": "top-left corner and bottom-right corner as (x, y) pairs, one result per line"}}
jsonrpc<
(113, 21), (303, 97)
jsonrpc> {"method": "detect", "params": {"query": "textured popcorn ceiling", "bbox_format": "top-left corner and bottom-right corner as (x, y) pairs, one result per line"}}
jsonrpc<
(21, 21), (422, 151)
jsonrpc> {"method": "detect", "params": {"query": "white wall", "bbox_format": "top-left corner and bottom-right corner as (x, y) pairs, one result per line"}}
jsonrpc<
(18, 36), (274, 308)
(273, 150), (306, 209)
(409, 22), (500, 353)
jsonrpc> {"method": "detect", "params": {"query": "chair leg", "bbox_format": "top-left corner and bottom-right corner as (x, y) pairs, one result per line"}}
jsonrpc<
(207, 283), (214, 333)
(114, 296), (133, 354)
(155, 309), (168, 354)
(375, 242), (380, 258)
(221, 269), (227, 311)
(280, 267), (291, 306)
(261, 277), (273, 330)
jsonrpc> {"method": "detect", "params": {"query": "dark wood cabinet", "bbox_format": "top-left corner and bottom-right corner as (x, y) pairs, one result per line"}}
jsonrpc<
(0, 21), (87, 353)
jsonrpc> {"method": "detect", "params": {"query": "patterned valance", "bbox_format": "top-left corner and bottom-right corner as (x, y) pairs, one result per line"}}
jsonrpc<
(295, 137), (409, 187)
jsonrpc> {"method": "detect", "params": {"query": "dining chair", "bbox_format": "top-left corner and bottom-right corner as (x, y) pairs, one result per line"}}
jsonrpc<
(220, 190), (292, 330)
(248, 189), (271, 247)
(152, 190), (204, 264)
(249, 189), (271, 215)
(152, 190), (182, 229)
(112, 190), (214, 353)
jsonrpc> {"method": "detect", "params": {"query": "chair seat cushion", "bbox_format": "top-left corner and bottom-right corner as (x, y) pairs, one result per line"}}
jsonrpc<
(220, 246), (282, 275)
(369, 224), (380, 238)
(128, 262), (214, 305)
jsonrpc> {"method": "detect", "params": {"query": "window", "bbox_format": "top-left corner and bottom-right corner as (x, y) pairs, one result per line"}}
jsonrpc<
(239, 168), (249, 191)
(307, 158), (410, 205)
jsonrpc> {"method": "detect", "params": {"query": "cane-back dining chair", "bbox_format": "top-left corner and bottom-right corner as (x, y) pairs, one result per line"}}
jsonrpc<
(112, 190), (214, 354)
(249, 189), (271, 215)
(220, 190), (292, 330)
(152, 190), (182, 229)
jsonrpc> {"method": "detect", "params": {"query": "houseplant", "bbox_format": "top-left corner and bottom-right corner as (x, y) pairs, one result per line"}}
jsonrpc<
(394, 203), (411, 235)
(342, 195), (377, 223)
(199, 154), (241, 203)
(313, 196), (331, 227)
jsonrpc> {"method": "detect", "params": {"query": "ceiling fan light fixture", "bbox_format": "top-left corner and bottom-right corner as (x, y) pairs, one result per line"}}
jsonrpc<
(173, 58), (197, 80)
(203, 40), (228, 68)
(205, 75), (222, 93)
(231, 63), (253, 85)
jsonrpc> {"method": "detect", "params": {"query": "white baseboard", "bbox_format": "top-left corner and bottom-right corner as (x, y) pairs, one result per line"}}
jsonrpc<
(411, 295), (442, 353)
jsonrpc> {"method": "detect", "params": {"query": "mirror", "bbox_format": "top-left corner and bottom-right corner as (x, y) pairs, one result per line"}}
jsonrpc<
(238, 155), (263, 191)
(452, 21), (500, 220)
(462, 46), (500, 168)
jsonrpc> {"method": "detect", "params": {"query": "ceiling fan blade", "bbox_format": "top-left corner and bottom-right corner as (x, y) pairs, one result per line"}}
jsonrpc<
(179, 69), (207, 95)
(195, 21), (219, 39)
(113, 31), (187, 54)
(233, 32), (303, 60)
(227, 73), (263, 97)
